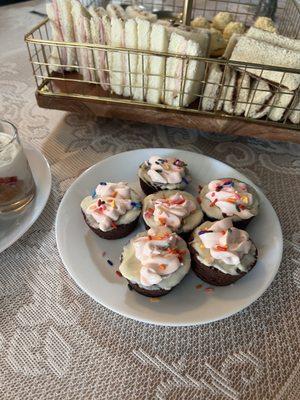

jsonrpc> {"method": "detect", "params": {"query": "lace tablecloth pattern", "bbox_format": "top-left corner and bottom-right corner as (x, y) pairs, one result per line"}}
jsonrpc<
(0, 2), (300, 399)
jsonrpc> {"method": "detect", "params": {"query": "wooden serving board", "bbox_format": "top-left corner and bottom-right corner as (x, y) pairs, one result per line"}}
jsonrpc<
(36, 73), (300, 143)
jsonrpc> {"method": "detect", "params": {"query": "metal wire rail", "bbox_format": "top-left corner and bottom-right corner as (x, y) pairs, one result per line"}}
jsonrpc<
(25, 0), (300, 130)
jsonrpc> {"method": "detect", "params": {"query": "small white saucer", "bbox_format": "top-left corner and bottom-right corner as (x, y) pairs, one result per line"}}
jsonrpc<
(0, 144), (51, 253)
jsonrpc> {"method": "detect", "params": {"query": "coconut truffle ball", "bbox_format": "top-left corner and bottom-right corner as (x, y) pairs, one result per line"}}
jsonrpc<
(209, 27), (227, 56)
(223, 21), (246, 40)
(191, 16), (210, 29)
(212, 12), (233, 31)
(254, 17), (276, 33)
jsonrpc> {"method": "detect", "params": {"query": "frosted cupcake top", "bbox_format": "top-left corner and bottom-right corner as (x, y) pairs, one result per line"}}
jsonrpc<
(190, 218), (257, 275)
(81, 182), (141, 232)
(200, 178), (259, 221)
(139, 156), (190, 190)
(119, 227), (191, 290)
(143, 190), (203, 233)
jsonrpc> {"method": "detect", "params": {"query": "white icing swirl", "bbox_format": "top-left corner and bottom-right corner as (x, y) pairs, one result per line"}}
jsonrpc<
(81, 182), (141, 232)
(132, 227), (185, 287)
(146, 156), (187, 185)
(205, 179), (254, 219)
(151, 192), (196, 229)
(194, 218), (252, 267)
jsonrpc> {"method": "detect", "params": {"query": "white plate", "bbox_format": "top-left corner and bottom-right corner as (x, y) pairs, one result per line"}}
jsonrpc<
(0, 144), (51, 253)
(56, 148), (282, 326)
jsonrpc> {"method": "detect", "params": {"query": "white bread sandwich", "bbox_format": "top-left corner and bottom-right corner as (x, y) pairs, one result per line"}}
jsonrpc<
(230, 36), (300, 91)
(202, 63), (223, 111)
(106, 4), (126, 20)
(245, 79), (274, 119)
(126, 5), (157, 22)
(217, 67), (251, 115)
(46, 0), (77, 70)
(222, 68), (237, 114)
(234, 72), (251, 116)
(123, 19), (138, 97)
(146, 23), (169, 104)
(164, 28), (210, 107)
(133, 18), (151, 101)
(46, 2), (65, 71)
(246, 27), (300, 52)
(289, 97), (300, 124)
(89, 6), (109, 90)
(216, 65), (231, 111)
(268, 88), (294, 121)
(110, 17), (125, 95)
(71, 0), (95, 82)
(102, 14), (112, 86)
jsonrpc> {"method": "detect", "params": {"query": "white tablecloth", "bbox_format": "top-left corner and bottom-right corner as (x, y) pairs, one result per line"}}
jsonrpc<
(0, 1), (300, 399)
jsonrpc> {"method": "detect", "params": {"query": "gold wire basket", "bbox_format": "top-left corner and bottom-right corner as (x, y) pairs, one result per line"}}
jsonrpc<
(25, 0), (300, 141)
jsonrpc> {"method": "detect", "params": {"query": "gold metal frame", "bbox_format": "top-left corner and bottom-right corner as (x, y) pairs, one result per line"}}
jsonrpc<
(25, 0), (300, 130)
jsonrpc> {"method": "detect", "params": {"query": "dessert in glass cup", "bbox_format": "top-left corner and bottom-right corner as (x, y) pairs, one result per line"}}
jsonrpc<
(0, 119), (36, 213)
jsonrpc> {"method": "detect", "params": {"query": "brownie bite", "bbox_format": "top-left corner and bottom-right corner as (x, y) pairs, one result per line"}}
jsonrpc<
(81, 181), (142, 240)
(119, 227), (191, 297)
(138, 156), (191, 195)
(199, 178), (259, 228)
(142, 190), (203, 239)
(189, 218), (258, 286)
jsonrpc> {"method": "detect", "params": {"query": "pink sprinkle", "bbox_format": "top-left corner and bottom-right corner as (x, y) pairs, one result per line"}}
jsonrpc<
(102, 251), (106, 257)
(205, 287), (214, 294)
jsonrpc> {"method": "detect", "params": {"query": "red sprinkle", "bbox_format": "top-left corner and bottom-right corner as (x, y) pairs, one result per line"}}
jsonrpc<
(115, 271), (122, 278)
(111, 221), (117, 229)
(205, 287), (214, 294)
(0, 176), (17, 184)
(215, 245), (228, 251)
(210, 199), (217, 207)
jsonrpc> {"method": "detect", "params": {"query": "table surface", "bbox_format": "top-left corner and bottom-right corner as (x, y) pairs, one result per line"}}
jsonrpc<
(1, 1), (300, 399)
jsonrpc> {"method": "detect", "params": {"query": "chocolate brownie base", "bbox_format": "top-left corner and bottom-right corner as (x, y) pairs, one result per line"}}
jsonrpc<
(127, 280), (172, 297)
(189, 244), (258, 286)
(82, 212), (139, 240)
(139, 178), (162, 195)
(202, 211), (255, 230)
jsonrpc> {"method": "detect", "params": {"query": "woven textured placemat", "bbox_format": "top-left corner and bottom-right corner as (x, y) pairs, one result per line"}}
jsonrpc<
(0, 2), (300, 399)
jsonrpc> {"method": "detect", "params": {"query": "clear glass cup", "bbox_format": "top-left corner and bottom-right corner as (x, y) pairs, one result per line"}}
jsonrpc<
(0, 119), (36, 213)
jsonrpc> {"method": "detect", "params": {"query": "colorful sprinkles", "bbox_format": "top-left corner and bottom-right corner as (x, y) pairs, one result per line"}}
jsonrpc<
(131, 201), (142, 208)
(149, 297), (160, 303)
